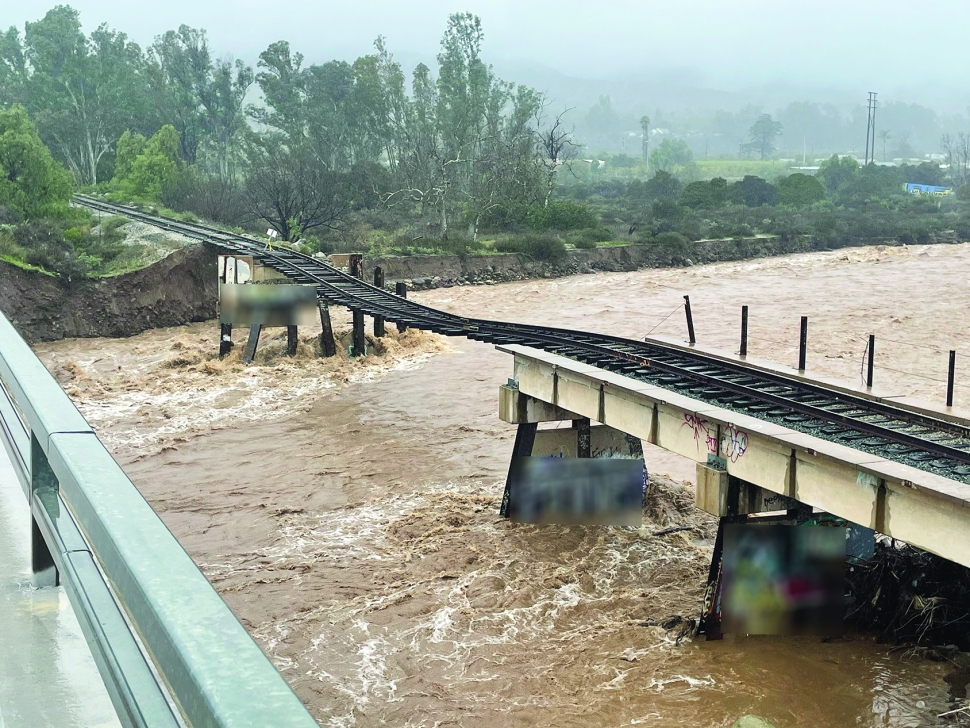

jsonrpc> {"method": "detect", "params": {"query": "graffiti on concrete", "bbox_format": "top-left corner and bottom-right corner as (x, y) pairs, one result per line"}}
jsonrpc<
(683, 413), (718, 454)
(723, 425), (749, 462)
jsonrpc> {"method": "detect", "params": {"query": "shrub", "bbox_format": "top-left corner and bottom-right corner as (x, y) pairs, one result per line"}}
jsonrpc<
(14, 220), (92, 283)
(0, 230), (26, 261)
(0, 205), (21, 225)
(653, 231), (691, 255)
(526, 201), (598, 230)
(777, 174), (826, 207)
(731, 175), (777, 207)
(566, 227), (612, 246)
(477, 202), (529, 231)
(955, 217), (970, 240)
(681, 178), (729, 209)
(494, 233), (567, 262)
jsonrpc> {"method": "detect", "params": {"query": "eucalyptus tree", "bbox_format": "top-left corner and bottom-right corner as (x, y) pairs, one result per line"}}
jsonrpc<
(252, 37), (405, 172)
(147, 26), (210, 164)
(22, 6), (152, 184)
(0, 27), (27, 106)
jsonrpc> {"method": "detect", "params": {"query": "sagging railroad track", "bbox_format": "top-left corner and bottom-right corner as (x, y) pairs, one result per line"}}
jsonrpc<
(74, 194), (970, 485)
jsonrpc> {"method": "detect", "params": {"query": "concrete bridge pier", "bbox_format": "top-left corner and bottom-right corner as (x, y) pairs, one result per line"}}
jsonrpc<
(497, 383), (647, 518)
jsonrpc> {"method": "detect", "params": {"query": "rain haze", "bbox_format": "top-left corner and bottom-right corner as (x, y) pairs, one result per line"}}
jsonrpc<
(8, 0), (970, 726)
(5, 0), (970, 111)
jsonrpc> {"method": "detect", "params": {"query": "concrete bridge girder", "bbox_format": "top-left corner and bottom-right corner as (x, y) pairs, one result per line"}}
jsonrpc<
(497, 344), (970, 570)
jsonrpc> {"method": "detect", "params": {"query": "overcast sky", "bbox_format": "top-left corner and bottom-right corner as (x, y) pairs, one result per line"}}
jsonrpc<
(4, 1), (969, 107)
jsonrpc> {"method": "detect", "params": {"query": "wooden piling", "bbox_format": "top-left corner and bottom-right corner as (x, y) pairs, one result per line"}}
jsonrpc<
(373, 267), (385, 337)
(684, 295), (696, 344)
(318, 300), (336, 357)
(286, 325), (298, 356)
(219, 323), (233, 358)
(395, 281), (408, 333)
(349, 253), (364, 280)
(242, 324), (262, 365)
(352, 310), (365, 357)
(739, 306), (748, 357)
(798, 316), (808, 371)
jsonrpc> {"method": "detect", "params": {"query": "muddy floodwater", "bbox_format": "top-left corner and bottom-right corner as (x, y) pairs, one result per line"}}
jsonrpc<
(34, 243), (970, 727)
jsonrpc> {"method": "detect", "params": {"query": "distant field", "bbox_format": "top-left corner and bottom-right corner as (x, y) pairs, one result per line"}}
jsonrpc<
(583, 158), (801, 184)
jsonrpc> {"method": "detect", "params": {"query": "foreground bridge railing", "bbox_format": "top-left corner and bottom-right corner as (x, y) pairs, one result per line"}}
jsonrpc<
(0, 310), (317, 727)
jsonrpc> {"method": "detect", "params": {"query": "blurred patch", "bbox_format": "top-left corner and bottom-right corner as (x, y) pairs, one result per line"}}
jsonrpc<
(722, 524), (844, 636)
(220, 283), (317, 326)
(508, 456), (643, 526)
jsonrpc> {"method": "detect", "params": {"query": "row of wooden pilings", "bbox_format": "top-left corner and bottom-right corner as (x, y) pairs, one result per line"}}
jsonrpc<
(220, 258), (408, 363)
(683, 295), (959, 407)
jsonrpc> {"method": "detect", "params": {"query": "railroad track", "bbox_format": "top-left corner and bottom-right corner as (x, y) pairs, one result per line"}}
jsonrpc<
(74, 194), (970, 484)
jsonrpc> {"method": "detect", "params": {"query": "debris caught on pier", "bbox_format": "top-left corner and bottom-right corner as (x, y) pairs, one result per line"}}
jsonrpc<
(846, 537), (970, 650)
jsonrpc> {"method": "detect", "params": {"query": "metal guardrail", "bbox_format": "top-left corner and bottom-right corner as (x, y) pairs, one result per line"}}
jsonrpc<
(0, 310), (318, 727)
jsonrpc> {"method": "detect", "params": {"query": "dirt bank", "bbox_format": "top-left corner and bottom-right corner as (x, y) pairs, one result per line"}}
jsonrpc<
(0, 244), (217, 344)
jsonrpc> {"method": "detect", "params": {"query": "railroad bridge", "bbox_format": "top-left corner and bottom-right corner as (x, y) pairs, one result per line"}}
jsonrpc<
(72, 195), (970, 573)
(1, 196), (968, 725)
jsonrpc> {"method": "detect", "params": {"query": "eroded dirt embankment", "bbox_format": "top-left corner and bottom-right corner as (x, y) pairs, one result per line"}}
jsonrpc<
(0, 244), (217, 344)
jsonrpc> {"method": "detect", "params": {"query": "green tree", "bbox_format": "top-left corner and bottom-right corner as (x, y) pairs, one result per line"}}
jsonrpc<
(147, 26), (210, 164)
(731, 175), (777, 207)
(632, 170), (682, 201)
(777, 173), (825, 207)
(746, 114), (782, 160)
(23, 6), (152, 184)
(200, 56), (253, 177)
(681, 177), (728, 209)
(0, 104), (72, 219)
(0, 26), (27, 105)
(835, 165), (902, 207)
(113, 130), (146, 182)
(252, 37), (403, 173)
(817, 154), (859, 193)
(649, 138), (693, 173)
(112, 124), (182, 199)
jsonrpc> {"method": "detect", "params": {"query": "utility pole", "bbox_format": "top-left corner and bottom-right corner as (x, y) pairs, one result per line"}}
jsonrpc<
(640, 115), (650, 162)
(864, 92), (877, 165)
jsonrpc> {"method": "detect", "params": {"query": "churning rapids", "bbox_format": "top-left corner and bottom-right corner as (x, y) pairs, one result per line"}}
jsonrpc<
(34, 242), (970, 727)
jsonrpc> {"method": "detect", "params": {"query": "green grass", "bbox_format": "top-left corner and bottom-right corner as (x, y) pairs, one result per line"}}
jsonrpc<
(0, 254), (55, 275)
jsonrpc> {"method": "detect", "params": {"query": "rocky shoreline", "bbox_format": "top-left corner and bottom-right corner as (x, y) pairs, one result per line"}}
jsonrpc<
(372, 232), (959, 291)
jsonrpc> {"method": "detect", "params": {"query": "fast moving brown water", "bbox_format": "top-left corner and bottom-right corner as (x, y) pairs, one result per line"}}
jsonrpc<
(36, 243), (970, 727)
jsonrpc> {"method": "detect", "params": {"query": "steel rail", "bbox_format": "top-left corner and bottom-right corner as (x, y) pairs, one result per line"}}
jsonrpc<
(73, 195), (970, 483)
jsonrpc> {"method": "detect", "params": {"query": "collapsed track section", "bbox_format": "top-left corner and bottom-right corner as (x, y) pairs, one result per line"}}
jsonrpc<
(74, 194), (970, 484)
